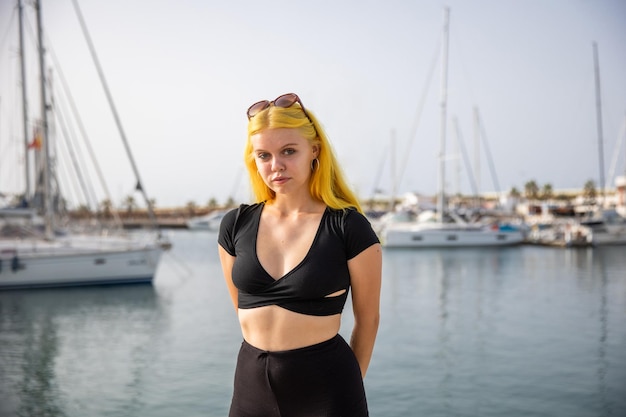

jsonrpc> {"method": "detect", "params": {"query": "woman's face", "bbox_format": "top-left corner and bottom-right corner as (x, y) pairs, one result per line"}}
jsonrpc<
(251, 128), (319, 196)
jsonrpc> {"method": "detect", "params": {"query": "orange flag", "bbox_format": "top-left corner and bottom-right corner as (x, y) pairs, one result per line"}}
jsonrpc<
(28, 129), (42, 150)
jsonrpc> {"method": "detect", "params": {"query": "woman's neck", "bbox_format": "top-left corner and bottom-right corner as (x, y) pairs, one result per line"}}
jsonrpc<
(267, 194), (325, 216)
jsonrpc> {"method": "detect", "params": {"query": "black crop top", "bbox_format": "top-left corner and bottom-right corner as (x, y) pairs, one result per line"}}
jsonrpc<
(218, 203), (380, 316)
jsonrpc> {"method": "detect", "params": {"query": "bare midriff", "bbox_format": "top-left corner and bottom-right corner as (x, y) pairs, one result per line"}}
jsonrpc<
(238, 305), (342, 351)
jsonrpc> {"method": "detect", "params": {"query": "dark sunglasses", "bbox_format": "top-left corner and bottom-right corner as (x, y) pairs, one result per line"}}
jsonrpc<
(246, 93), (312, 123)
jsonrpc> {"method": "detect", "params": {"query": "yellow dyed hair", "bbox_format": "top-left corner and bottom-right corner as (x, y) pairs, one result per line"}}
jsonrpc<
(244, 102), (362, 213)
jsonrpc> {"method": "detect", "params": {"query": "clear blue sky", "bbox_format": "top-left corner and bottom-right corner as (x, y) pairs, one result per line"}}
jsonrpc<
(1, 0), (625, 208)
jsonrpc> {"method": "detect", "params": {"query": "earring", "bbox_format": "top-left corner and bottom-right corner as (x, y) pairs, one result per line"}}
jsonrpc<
(311, 158), (319, 172)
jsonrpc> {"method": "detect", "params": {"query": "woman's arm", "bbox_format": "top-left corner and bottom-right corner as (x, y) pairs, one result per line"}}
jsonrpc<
(218, 245), (239, 311)
(348, 243), (382, 378)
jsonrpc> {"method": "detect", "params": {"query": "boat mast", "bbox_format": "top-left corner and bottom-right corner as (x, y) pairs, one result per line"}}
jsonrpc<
(473, 106), (480, 197)
(18, 0), (32, 202)
(34, 0), (54, 239)
(70, 0), (160, 236)
(389, 128), (397, 212)
(437, 7), (450, 222)
(592, 42), (606, 205)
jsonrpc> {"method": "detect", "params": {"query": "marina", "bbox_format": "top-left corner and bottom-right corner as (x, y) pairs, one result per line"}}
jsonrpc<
(1, 2), (625, 414)
(0, 229), (624, 416)
(0, 0), (168, 290)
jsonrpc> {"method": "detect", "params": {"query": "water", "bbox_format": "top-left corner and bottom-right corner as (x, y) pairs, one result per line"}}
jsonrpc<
(1, 230), (625, 417)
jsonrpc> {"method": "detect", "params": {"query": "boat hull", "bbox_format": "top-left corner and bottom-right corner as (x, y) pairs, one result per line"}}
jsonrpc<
(382, 223), (525, 248)
(590, 228), (626, 245)
(581, 210), (626, 246)
(0, 240), (163, 290)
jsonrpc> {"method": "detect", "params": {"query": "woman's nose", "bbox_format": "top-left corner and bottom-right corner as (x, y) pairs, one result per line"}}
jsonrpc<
(272, 157), (285, 171)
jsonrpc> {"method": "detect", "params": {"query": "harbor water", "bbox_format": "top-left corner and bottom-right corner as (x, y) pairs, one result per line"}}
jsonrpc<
(0, 229), (625, 416)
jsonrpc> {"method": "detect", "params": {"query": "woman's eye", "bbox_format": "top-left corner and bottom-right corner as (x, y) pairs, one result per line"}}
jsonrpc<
(283, 148), (295, 155)
(256, 153), (269, 160)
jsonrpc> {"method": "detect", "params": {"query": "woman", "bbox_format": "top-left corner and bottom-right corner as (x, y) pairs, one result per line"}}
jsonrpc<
(218, 93), (382, 417)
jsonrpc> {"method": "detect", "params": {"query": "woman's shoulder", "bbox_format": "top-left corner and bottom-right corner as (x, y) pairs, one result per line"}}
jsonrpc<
(326, 206), (364, 221)
(324, 206), (379, 258)
(324, 206), (374, 231)
(221, 202), (264, 228)
(233, 202), (264, 214)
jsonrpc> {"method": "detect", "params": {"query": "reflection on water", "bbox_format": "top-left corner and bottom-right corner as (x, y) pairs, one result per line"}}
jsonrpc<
(0, 285), (163, 417)
(18, 314), (64, 417)
(1, 231), (624, 417)
(374, 246), (626, 417)
(594, 249), (610, 417)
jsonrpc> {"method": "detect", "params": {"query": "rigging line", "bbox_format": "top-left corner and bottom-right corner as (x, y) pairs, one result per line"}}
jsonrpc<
(0, 91), (24, 188)
(46, 74), (81, 210)
(476, 108), (501, 194)
(162, 250), (194, 278)
(369, 143), (389, 201)
(49, 75), (95, 210)
(449, 16), (477, 107)
(45, 64), (92, 208)
(47, 162), (65, 216)
(0, 97), (13, 190)
(49, 67), (100, 211)
(452, 116), (478, 196)
(0, 4), (18, 53)
(45, 40), (124, 229)
(70, 0), (160, 236)
(606, 114), (626, 183)
(396, 37), (440, 190)
(0, 7), (25, 195)
(229, 168), (243, 202)
(55, 129), (82, 213)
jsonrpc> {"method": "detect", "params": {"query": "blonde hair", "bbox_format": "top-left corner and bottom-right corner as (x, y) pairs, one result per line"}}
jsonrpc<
(244, 102), (362, 213)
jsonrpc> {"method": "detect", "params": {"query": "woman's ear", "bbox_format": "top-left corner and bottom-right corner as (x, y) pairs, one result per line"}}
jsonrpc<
(312, 144), (320, 158)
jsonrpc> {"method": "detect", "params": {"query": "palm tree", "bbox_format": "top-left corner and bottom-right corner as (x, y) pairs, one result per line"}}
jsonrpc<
(186, 201), (197, 217)
(75, 204), (92, 219)
(583, 180), (597, 204)
(509, 187), (521, 198)
(524, 180), (539, 200)
(124, 195), (136, 214)
(207, 198), (218, 209)
(541, 183), (554, 201)
(100, 198), (113, 219)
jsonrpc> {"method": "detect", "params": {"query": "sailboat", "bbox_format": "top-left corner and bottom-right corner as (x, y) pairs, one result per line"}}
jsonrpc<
(186, 210), (228, 231)
(380, 8), (524, 248)
(0, 0), (169, 289)
(576, 42), (626, 246)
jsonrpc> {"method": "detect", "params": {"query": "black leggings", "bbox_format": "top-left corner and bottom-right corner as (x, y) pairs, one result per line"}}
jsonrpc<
(228, 334), (369, 417)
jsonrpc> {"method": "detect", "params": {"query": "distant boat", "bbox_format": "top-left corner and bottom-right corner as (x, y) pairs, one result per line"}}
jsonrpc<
(383, 223), (524, 248)
(526, 220), (593, 247)
(579, 43), (626, 246)
(0, 0), (168, 290)
(383, 209), (525, 248)
(379, 8), (524, 248)
(581, 208), (626, 246)
(186, 210), (227, 231)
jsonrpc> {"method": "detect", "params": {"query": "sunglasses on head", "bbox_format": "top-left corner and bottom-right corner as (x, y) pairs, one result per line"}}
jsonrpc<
(246, 93), (312, 123)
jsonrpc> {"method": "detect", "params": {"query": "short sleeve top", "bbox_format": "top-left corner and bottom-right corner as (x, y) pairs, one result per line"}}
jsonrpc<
(218, 203), (380, 316)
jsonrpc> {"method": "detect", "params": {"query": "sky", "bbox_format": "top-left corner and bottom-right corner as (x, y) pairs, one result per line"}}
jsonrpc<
(1, 0), (625, 209)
